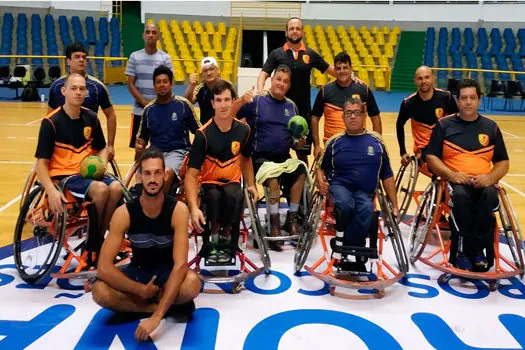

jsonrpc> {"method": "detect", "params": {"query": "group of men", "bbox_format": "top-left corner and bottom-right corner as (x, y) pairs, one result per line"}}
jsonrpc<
(33, 16), (510, 342)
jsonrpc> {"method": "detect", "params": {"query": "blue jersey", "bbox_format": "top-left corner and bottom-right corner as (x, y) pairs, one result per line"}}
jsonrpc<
(237, 92), (298, 157)
(48, 74), (112, 113)
(320, 131), (394, 194)
(138, 95), (200, 152)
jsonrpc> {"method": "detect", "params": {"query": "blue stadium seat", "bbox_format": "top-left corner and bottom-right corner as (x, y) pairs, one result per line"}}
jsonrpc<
(85, 16), (96, 44)
(0, 13), (14, 65)
(99, 17), (109, 45)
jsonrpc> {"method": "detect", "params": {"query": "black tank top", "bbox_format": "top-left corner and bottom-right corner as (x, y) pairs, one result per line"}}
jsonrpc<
(126, 196), (177, 267)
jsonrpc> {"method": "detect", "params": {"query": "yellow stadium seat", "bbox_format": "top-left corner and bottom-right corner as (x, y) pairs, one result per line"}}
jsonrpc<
(146, 19), (155, 25)
(382, 26), (390, 35)
(360, 26), (368, 33)
(357, 69), (369, 85)
(316, 74), (328, 86)
(218, 22), (226, 36)
(371, 26), (379, 34)
(392, 26), (401, 34)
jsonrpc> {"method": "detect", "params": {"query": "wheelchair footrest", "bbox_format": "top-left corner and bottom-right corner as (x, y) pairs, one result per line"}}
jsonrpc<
(330, 239), (379, 259)
(263, 234), (300, 241)
(204, 258), (237, 267)
(334, 270), (378, 282)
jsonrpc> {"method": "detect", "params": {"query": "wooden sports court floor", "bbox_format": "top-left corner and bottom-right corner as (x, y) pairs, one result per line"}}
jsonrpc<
(0, 101), (524, 247)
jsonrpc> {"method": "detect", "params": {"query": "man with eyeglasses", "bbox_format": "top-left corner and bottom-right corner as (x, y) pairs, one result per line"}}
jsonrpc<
(315, 96), (398, 272)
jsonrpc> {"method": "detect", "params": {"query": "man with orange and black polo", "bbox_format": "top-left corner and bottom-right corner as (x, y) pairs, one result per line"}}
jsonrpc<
(257, 17), (334, 164)
(426, 79), (509, 272)
(397, 66), (458, 170)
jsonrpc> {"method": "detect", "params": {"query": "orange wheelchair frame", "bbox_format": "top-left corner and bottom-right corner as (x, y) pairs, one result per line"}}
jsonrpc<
(14, 160), (131, 284)
(408, 179), (524, 290)
(297, 186), (409, 299)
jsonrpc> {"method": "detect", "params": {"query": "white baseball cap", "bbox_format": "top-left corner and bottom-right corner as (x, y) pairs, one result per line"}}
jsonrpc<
(201, 56), (218, 69)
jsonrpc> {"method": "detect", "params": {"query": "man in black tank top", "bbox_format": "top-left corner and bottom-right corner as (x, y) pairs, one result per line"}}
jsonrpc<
(92, 148), (201, 342)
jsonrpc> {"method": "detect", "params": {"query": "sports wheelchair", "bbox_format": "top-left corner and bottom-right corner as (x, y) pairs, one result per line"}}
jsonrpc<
(296, 185), (409, 299)
(408, 178), (524, 290)
(395, 154), (433, 224)
(13, 160), (131, 285)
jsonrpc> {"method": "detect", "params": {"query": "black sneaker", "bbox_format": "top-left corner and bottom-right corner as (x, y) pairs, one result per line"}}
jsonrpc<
(473, 251), (489, 272)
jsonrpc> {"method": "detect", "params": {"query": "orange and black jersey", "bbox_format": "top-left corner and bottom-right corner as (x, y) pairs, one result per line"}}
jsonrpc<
(188, 118), (252, 185)
(425, 114), (508, 176)
(396, 88), (458, 156)
(35, 107), (106, 178)
(312, 80), (380, 141)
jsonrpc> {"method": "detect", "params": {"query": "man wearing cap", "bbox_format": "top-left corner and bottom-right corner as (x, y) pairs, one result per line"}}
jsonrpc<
(126, 23), (173, 149)
(185, 57), (240, 125)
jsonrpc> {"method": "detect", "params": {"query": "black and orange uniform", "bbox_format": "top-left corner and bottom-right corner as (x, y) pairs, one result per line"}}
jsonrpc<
(35, 106), (113, 200)
(193, 79), (237, 125)
(262, 42), (330, 155)
(188, 118), (252, 247)
(396, 88), (458, 157)
(425, 114), (509, 267)
(312, 80), (380, 141)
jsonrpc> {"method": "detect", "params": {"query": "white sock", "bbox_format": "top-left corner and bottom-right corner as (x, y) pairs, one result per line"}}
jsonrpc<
(269, 203), (279, 215)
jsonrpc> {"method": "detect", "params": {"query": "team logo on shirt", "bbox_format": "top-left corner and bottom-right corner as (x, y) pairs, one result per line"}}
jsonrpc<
(83, 127), (92, 139)
(302, 54), (310, 64)
(478, 133), (489, 147)
(171, 112), (178, 121)
(284, 109), (290, 117)
(435, 108), (444, 119)
(367, 146), (375, 156)
(231, 141), (241, 155)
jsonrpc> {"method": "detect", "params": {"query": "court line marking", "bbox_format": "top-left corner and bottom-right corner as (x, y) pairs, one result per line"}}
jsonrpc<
(0, 195), (21, 213)
(501, 180), (525, 198)
(25, 118), (42, 126)
(501, 130), (521, 139)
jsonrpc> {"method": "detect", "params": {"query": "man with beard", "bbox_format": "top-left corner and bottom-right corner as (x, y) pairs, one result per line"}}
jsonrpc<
(396, 66), (458, 169)
(185, 80), (258, 263)
(126, 23), (173, 149)
(257, 17), (335, 164)
(311, 51), (382, 159)
(92, 148), (201, 342)
(135, 65), (200, 193)
(239, 65), (306, 251)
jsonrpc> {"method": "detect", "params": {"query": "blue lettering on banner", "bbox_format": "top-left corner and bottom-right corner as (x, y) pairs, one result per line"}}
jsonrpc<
(0, 264), (15, 287)
(16, 265), (61, 290)
(439, 276), (490, 299)
(0, 304), (75, 349)
(399, 274), (439, 298)
(243, 309), (403, 349)
(244, 270), (291, 295)
(294, 271), (329, 296)
(498, 277), (525, 300)
(412, 313), (525, 349)
(181, 308), (220, 350)
(76, 308), (157, 349)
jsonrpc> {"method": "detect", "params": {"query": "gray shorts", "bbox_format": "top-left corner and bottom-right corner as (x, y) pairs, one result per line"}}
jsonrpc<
(163, 149), (188, 175)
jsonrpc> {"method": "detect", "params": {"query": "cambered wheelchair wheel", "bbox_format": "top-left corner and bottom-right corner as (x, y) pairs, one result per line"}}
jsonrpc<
(498, 187), (525, 276)
(244, 187), (271, 274)
(395, 156), (418, 223)
(19, 165), (38, 211)
(377, 186), (409, 273)
(13, 185), (67, 284)
(294, 191), (323, 272)
(408, 181), (439, 264)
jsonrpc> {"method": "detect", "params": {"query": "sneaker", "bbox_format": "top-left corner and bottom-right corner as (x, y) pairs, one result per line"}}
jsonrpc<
(207, 249), (219, 263)
(455, 253), (472, 271)
(217, 250), (231, 263)
(473, 251), (488, 271)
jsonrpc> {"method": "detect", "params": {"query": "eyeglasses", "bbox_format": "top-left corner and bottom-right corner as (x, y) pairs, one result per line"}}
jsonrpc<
(344, 110), (363, 117)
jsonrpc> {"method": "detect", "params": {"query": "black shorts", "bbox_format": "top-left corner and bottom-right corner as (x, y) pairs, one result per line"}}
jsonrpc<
(253, 153), (307, 195)
(129, 113), (142, 148)
(122, 263), (173, 288)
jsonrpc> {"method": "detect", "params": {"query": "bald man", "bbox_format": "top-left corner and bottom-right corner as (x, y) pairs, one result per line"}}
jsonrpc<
(396, 66), (458, 167)
(126, 23), (173, 148)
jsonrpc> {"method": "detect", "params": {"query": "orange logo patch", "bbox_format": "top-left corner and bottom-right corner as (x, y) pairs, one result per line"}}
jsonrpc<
(478, 133), (489, 147)
(231, 141), (241, 155)
(435, 108), (444, 119)
(83, 127), (92, 139)
(302, 54), (310, 64)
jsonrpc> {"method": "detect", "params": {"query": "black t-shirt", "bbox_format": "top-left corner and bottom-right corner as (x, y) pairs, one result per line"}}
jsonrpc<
(262, 42), (329, 117)
(396, 88), (458, 156)
(35, 107), (106, 177)
(126, 196), (177, 268)
(194, 79), (237, 125)
(425, 114), (509, 176)
(188, 118), (252, 185)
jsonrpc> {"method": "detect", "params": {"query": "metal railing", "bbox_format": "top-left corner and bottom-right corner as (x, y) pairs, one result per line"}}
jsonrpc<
(429, 67), (525, 81)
